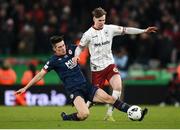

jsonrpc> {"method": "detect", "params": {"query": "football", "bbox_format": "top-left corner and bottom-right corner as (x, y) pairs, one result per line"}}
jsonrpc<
(127, 105), (142, 121)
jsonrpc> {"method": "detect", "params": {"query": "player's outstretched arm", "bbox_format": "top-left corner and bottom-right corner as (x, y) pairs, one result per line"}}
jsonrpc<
(123, 26), (158, 35)
(15, 69), (47, 95)
(72, 56), (80, 65)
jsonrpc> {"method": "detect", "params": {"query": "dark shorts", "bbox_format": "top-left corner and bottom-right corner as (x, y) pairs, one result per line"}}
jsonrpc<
(66, 82), (98, 104)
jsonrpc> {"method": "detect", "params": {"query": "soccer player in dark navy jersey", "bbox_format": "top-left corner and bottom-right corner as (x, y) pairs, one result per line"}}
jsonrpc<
(15, 35), (147, 121)
(44, 43), (86, 92)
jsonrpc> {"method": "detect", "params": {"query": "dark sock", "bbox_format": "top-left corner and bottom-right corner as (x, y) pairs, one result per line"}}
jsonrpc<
(63, 113), (80, 121)
(113, 100), (131, 113)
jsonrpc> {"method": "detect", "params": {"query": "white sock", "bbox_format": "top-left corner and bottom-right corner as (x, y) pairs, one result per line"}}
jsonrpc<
(86, 101), (92, 108)
(107, 90), (121, 116)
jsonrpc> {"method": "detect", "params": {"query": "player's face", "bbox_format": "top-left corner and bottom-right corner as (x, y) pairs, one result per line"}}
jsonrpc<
(93, 15), (106, 29)
(53, 41), (66, 56)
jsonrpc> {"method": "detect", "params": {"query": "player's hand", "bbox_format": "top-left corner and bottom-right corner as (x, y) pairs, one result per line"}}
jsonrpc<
(145, 26), (158, 33)
(15, 88), (26, 95)
(72, 56), (80, 64)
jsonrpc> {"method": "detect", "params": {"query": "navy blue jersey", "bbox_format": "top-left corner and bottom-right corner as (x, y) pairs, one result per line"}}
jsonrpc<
(43, 44), (86, 91)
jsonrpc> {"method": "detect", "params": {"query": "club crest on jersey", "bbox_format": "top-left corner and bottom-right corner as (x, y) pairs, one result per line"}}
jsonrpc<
(68, 49), (72, 55)
(113, 67), (119, 73)
(104, 30), (109, 37)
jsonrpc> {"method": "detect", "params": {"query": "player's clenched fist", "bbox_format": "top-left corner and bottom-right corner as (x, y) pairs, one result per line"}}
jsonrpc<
(72, 56), (80, 64)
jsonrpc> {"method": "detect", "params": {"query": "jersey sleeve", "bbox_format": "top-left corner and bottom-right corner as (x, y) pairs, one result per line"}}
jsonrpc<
(108, 24), (124, 36)
(79, 31), (91, 47)
(43, 59), (54, 72)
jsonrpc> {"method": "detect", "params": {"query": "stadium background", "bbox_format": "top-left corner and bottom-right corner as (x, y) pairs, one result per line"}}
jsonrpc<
(0, 0), (180, 129)
(0, 0), (180, 108)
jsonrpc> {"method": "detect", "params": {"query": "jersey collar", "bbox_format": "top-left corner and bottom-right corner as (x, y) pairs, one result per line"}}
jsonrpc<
(92, 25), (103, 30)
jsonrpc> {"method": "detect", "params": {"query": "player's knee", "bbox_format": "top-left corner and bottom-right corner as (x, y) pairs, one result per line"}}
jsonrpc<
(79, 110), (90, 120)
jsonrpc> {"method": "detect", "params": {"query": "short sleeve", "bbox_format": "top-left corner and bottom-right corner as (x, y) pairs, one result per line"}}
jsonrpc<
(80, 32), (90, 47)
(43, 60), (54, 72)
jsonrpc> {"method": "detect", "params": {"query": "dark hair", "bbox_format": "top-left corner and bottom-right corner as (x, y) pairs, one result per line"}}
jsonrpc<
(92, 7), (107, 18)
(50, 35), (64, 46)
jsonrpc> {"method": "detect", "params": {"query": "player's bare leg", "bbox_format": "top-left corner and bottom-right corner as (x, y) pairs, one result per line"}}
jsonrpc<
(61, 96), (89, 121)
(104, 74), (122, 121)
(93, 88), (130, 113)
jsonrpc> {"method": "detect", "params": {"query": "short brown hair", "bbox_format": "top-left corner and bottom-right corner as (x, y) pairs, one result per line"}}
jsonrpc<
(50, 35), (64, 46)
(92, 7), (107, 18)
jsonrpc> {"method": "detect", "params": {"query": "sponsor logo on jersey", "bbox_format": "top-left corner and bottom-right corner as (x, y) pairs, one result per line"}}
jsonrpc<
(92, 35), (98, 38)
(102, 40), (110, 45)
(65, 59), (77, 69)
(94, 43), (101, 47)
(94, 41), (110, 47)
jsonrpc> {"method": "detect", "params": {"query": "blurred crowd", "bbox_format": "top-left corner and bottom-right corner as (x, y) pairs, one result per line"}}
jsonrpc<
(0, 0), (180, 67)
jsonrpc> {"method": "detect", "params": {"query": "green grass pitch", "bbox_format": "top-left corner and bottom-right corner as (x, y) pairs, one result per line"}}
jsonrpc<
(0, 105), (180, 129)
